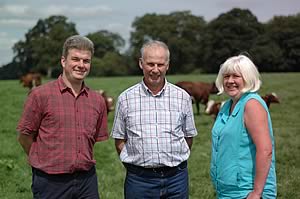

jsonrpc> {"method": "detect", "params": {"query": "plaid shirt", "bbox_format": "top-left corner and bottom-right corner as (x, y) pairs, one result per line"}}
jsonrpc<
(17, 76), (108, 174)
(111, 80), (197, 167)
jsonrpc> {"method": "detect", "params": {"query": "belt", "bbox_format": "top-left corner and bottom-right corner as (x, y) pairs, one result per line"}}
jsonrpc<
(32, 166), (96, 180)
(123, 161), (187, 177)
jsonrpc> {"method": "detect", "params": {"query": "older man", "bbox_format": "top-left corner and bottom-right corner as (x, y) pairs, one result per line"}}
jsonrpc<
(111, 40), (198, 199)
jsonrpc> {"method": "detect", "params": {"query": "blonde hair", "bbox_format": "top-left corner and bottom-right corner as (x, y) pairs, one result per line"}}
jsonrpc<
(215, 55), (262, 95)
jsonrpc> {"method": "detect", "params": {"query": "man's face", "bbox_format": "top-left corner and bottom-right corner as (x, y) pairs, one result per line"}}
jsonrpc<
(61, 48), (92, 82)
(139, 46), (169, 90)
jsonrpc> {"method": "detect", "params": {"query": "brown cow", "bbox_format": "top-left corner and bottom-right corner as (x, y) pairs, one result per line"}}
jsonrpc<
(95, 89), (115, 114)
(261, 93), (280, 108)
(175, 81), (218, 115)
(20, 72), (42, 90)
(205, 93), (280, 119)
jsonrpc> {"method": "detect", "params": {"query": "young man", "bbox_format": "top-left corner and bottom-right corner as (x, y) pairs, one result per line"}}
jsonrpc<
(17, 35), (108, 199)
(111, 40), (198, 198)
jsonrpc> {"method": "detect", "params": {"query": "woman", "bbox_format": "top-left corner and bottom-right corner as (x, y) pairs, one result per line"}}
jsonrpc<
(210, 55), (277, 199)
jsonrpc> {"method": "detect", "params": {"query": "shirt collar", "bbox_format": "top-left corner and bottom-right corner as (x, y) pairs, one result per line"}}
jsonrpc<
(141, 78), (168, 97)
(219, 92), (251, 123)
(231, 92), (254, 116)
(58, 75), (89, 96)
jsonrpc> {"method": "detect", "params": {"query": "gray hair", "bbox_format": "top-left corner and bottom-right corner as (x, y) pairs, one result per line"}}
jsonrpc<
(62, 35), (94, 58)
(140, 40), (170, 62)
(215, 55), (262, 95)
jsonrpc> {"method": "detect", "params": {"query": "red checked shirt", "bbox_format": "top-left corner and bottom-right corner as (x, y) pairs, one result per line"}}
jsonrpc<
(17, 76), (108, 174)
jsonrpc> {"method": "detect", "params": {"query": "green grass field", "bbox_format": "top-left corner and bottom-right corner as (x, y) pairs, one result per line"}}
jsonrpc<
(0, 73), (299, 199)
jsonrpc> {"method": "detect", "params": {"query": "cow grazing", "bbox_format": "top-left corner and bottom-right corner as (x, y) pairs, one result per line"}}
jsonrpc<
(95, 89), (114, 114)
(205, 93), (280, 120)
(20, 72), (42, 90)
(205, 100), (225, 119)
(261, 93), (280, 108)
(175, 81), (219, 115)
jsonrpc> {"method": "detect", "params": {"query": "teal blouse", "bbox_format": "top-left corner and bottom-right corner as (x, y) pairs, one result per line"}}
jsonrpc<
(210, 92), (277, 199)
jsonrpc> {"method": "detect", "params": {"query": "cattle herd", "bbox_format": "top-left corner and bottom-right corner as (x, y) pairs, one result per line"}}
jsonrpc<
(19, 73), (280, 119)
(175, 80), (280, 119)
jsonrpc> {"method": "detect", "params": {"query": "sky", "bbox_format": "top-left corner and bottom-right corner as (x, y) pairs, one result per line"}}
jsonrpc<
(0, 0), (299, 66)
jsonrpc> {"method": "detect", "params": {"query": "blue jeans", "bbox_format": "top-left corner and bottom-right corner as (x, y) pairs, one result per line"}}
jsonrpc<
(124, 161), (189, 199)
(31, 166), (100, 199)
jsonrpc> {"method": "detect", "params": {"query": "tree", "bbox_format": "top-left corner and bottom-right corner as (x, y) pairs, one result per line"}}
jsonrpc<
(90, 52), (129, 76)
(86, 30), (125, 58)
(266, 14), (300, 71)
(249, 33), (284, 72)
(129, 11), (206, 74)
(202, 8), (264, 73)
(12, 15), (78, 77)
(86, 30), (128, 76)
(0, 61), (22, 79)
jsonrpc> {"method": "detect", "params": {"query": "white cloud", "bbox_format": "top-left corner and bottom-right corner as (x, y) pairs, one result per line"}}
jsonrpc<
(0, 32), (8, 37)
(42, 5), (113, 18)
(0, 4), (30, 16)
(0, 32), (18, 49)
(0, 32), (18, 65)
(0, 18), (36, 28)
(0, 3), (113, 18)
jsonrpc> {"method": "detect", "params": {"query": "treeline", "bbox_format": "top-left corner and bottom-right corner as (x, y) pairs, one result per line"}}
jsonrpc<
(1, 8), (300, 79)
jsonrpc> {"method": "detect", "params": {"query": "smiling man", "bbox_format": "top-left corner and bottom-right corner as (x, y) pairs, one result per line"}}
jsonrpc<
(17, 35), (108, 199)
(111, 40), (198, 199)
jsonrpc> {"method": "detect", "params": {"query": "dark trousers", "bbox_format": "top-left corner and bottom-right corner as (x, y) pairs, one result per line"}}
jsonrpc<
(124, 161), (189, 199)
(31, 166), (100, 199)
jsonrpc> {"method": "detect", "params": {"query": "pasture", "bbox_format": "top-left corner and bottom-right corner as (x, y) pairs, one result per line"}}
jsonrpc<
(0, 73), (299, 199)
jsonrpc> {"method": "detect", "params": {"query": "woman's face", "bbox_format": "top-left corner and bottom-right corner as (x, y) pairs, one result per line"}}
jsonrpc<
(223, 72), (245, 100)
